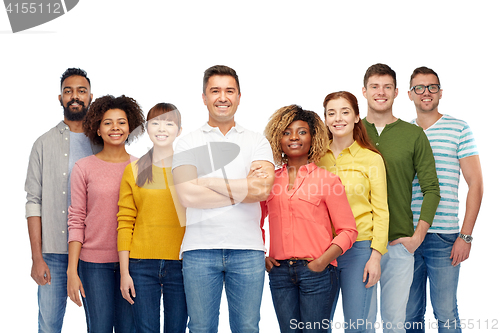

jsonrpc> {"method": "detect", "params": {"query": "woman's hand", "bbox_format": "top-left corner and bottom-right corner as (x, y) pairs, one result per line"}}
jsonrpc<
(67, 272), (85, 307)
(265, 256), (280, 272)
(120, 273), (136, 305)
(363, 250), (382, 288)
(307, 258), (328, 272)
(308, 243), (343, 272)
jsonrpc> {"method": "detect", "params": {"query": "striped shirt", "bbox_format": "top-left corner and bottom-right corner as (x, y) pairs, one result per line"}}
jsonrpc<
(411, 115), (478, 233)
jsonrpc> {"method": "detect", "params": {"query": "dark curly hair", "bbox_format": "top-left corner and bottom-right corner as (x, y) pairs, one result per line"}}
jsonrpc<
(264, 104), (329, 166)
(83, 95), (145, 145)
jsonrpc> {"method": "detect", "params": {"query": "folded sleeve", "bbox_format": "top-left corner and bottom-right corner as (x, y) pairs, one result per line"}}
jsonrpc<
(327, 176), (358, 253)
(414, 130), (440, 225)
(368, 153), (389, 255)
(117, 164), (138, 252)
(25, 140), (42, 218)
(67, 163), (87, 244)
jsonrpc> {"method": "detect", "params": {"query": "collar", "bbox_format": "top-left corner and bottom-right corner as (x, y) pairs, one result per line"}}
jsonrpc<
(56, 120), (70, 133)
(276, 162), (318, 176)
(326, 140), (361, 157)
(346, 141), (361, 156)
(364, 117), (401, 128)
(201, 122), (244, 134)
(412, 113), (445, 129)
(363, 117), (402, 135)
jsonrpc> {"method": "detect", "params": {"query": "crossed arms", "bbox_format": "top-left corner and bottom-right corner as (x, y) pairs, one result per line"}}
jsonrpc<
(173, 160), (275, 209)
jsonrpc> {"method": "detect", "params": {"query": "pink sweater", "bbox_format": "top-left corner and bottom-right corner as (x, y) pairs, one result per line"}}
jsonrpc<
(68, 155), (129, 263)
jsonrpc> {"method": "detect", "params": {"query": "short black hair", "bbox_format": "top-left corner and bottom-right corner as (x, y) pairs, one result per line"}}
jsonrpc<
(60, 68), (91, 89)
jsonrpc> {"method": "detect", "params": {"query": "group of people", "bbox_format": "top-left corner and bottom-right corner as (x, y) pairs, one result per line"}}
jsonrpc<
(25, 63), (483, 333)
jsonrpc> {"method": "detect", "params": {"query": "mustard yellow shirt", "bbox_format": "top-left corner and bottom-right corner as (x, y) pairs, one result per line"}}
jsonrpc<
(117, 161), (185, 259)
(317, 141), (389, 255)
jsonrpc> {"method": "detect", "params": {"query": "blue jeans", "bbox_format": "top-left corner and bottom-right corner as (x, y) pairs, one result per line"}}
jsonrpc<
(405, 233), (461, 333)
(269, 259), (338, 333)
(38, 254), (70, 333)
(128, 259), (187, 333)
(79, 260), (135, 333)
(334, 241), (376, 333)
(182, 249), (265, 333)
(368, 243), (414, 333)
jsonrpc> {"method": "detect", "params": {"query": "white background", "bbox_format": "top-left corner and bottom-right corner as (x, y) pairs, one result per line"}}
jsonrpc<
(1, 1), (498, 331)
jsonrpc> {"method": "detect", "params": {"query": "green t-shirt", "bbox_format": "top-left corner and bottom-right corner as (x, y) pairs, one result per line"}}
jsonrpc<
(363, 118), (440, 241)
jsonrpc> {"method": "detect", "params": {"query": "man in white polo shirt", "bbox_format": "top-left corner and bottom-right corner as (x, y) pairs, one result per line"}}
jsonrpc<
(172, 65), (275, 333)
(405, 66), (483, 333)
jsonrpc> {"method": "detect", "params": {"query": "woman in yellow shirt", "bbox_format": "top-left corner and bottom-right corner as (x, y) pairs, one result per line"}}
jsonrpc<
(317, 91), (389, 332)
(117, 103), (187, 333)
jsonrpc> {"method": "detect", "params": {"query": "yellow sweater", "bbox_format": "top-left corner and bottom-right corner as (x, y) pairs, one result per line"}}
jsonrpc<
(117, 161), (185, 259)
(317, 141), (389, 255)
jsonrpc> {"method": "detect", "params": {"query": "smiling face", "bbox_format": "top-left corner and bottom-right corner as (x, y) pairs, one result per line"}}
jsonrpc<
(280, 120), (312, 164)
(408, 73), (442, 113)
(362, 74), (398, 114)
(202, 75), (240, 128)
(97, 108), (129, 147)
(325, 97), (360, 141)
(59, 75), (93, 121)
(147, 114), (181, 148)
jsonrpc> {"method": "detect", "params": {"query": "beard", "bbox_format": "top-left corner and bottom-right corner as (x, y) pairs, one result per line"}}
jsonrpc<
(62, 99), (89, 121)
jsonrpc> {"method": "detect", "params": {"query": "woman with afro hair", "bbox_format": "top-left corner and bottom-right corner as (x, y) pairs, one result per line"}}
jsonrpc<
(262, 104), (357, 333)
(67, 95), (145, 333)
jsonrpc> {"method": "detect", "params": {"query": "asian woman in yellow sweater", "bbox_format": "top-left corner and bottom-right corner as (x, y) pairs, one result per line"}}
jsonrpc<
(117, 103), (187, 333)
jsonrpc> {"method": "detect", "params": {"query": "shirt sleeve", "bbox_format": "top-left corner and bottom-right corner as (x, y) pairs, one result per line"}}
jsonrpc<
(117, 164), (138, 252)
(368, 153), (389, 255)
(252, 134), (275, 165)
(414, 130), (441, 225)
(458, 123), (479, 159)
(67, 163), (87, 244)
(172, 136), (196, 170)
(25, 139), (42, 218)
(327, 176), (358, 253)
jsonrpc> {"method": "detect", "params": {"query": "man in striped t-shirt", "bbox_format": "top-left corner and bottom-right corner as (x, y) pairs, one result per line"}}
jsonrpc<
(406, 67), (483, 333)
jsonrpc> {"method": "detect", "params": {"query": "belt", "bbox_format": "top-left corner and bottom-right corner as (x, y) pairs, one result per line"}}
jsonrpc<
(277, 257), (314, 265)
(287, 257), (314, 261)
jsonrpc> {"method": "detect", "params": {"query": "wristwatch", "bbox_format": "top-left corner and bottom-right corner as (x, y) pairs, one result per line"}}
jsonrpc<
(459, 233), (473, 243)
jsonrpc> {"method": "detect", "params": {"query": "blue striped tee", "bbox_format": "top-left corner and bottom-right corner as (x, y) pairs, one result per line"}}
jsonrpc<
(411, 115), (478, 233)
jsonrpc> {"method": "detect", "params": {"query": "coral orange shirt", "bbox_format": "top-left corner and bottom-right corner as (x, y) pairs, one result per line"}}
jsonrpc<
(262, 163), (357, 266)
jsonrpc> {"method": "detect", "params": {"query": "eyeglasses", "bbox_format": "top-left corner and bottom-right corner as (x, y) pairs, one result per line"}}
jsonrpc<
(410, 84), (441, 95)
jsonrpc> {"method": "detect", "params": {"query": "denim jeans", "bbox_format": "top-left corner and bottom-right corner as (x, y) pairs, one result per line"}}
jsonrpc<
(78, 260), (135, 333)
(38, 254), (69, 333)
(182, 249), (265, 333)
(128, 259), (187, 333)
(333, 241), (376, 333)
(405, 233), (461, 333)
(269, 259), (338, 333)
(368, 243), (414, 333)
